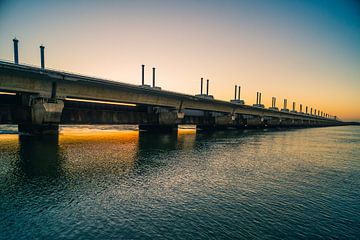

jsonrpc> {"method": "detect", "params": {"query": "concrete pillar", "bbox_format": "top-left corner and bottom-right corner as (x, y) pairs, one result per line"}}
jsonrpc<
(238, 86), (241, 100)
(264, 117), (280, 127)
(256, 92), (259, 105)
(246, 116), (264, 128)
(234, 85), (237, 99)
(17, 96), (64, 136)
(139, 124), (178, 132)
(300, 104), (302, 113)
(306, 106), (308, 114)
(215, 114), (235, 127)
(139, 111), (183, 132)
(13, 38), (19, 64)
(200, 78), (203, 95)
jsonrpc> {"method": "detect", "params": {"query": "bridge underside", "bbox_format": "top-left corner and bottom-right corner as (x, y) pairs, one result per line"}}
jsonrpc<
(0, 93), (342, 136)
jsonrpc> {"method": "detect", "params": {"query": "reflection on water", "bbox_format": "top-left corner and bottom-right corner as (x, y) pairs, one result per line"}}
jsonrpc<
(59, 129), (140, 177)
(0, 126), (360, 239)
(18, 136), (63, 177)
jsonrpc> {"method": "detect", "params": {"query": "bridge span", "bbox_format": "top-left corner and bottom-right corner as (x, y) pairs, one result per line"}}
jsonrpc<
(0, 39), (345, 136)
(0, 60), (343, 136)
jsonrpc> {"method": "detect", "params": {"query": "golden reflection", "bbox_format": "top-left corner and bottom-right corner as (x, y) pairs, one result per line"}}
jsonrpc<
(58, 127), (140, 175)
(177, 127), (196, 150)
(0, 134), (18, 142)
(60, 128), (139, 143)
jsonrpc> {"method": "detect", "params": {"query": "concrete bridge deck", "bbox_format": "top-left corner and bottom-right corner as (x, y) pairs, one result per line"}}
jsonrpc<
(0, 60), (343, 135)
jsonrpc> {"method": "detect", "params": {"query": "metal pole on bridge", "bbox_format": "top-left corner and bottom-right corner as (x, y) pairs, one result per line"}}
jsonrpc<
(259, 92), (262, 104)
(13, 38), (19, 64)
(141, 65), (145, 85)
(40, 45), (45, 69)
(152, 67), (156, 87)
(206, 79), (209, 96)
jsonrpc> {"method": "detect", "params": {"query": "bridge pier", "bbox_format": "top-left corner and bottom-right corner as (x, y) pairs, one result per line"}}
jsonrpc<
(138, 111), (182, 132)
(16, 94), (64, 136)
(264, 117), (281, 127)
(196, 113), (237, 130)
(138, 124), (178, 132)
(245, 116), (264, 128)
(18, 123), (60, 136)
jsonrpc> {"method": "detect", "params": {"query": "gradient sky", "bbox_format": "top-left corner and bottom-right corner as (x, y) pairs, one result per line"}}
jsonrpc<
(1, 0), (359, 120)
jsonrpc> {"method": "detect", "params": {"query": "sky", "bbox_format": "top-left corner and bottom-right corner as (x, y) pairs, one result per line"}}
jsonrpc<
(1, 0), (359, 121)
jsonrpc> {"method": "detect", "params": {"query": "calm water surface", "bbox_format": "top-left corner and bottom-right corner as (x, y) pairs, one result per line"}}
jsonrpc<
(0, 126), (359, 239)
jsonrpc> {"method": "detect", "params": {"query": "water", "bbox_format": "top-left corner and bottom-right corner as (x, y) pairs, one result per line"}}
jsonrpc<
(0, 126), (359, 239)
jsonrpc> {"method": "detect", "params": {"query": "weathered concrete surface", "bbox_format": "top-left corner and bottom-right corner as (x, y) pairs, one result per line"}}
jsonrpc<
(31, 99), (64, 125)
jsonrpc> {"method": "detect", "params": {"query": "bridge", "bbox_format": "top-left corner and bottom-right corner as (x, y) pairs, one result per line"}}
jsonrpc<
(0, 39), (344, 136)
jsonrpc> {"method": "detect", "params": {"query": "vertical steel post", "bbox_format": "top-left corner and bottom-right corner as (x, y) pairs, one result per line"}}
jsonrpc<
(238, 86), (241, 100)
(13, 38), (19, 64)
(206, 79), (209, 96)
(234, 85), (237, 99)
(259, 92), (262, 104)
(40, 45), (45, 69)
(141, 65), (145, 85)
(152, 67), (155, 87)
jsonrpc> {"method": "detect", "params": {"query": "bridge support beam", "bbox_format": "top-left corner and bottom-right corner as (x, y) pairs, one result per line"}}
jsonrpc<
(139, 111), (183, 132)
(264, 117), (281, 127)
(245, 116), (264, 128)
(16, 95), (64, 136)
(197, 113), (236, 130)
